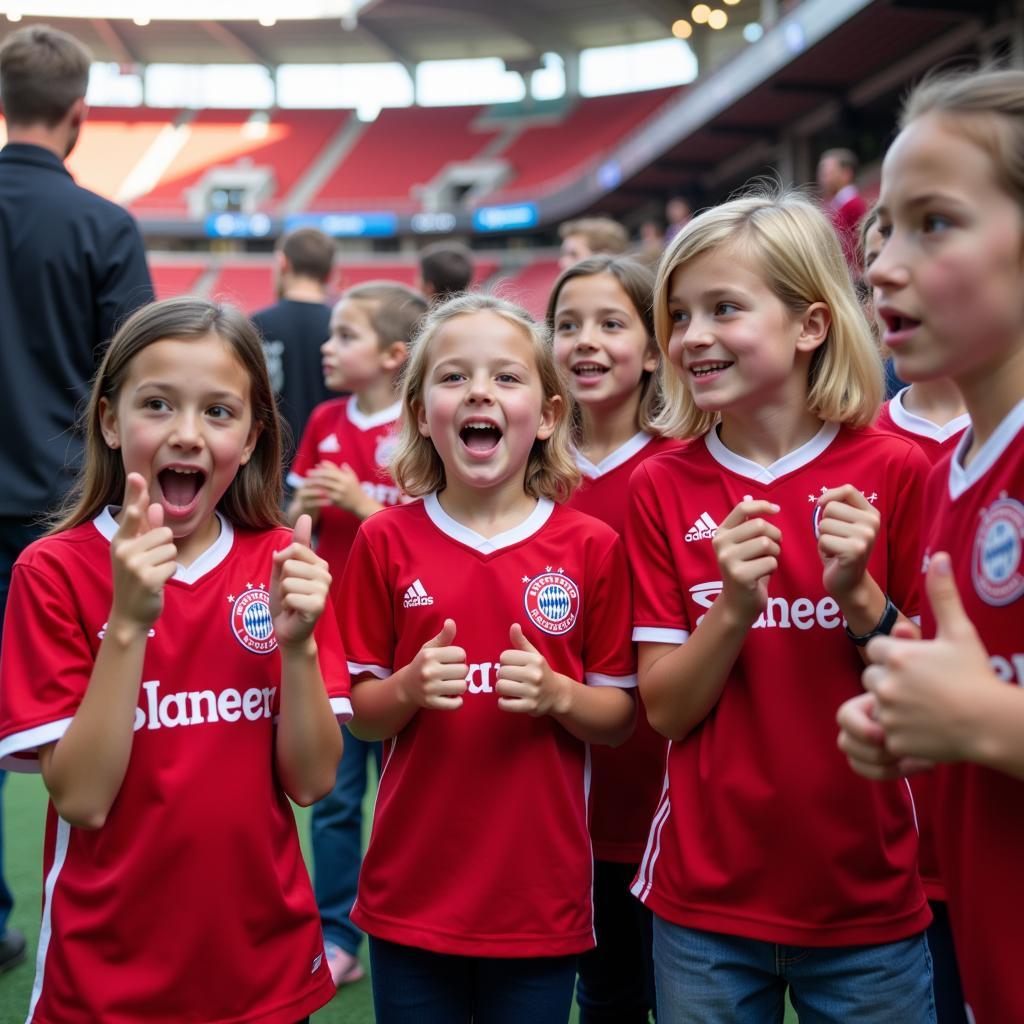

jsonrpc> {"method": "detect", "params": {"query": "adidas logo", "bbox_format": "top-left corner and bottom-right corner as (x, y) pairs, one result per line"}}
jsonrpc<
(317, 433), (341, 453)
(685, 511), (719, 542)
(403, 579), (434, 608)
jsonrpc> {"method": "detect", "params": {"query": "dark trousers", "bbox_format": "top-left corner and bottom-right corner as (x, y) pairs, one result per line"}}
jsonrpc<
(368, 937), (577, 1024)
(0, 517), (45, 935)
(927, 900), (968, 1024)
(576, 859), (656, 1024)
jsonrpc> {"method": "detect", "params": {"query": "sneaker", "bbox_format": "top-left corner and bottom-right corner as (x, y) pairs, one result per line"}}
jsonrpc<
(325, 941), (364, 987)
(0, 928), (26, 975)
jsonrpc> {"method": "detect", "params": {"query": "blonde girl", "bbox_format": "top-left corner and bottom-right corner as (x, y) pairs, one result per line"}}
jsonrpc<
(337, 293), (636, 1024)
(627, 190), (935, 1023)
(838, 69), (1024, 1024)
(548, 255), (682, 1024)
(0, 297), (348, 1024)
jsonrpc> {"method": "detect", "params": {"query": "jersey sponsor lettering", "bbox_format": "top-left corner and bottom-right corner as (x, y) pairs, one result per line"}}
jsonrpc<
(133, 679), (277, 731)
(689, 581), (844, 630)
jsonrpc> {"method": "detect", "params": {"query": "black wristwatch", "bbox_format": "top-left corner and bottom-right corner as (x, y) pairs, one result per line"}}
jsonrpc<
(844, 597), (899, 647)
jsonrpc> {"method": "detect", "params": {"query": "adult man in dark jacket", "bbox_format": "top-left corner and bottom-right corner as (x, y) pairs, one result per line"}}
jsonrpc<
(0, 24), (153, 972)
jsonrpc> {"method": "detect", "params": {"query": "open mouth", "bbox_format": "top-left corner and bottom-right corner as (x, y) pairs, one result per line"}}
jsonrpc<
(572, 362), (610, 378)
(459, 420), (503, 453)
(690, 361), (733, 378)
(157, 466), (206, 510)
(882, 312), (921, 334)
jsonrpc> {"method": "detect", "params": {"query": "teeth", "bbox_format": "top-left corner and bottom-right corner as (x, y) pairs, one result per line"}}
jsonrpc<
(169, 467), (199, 474)
(691, 363), (731, 376)
(463, 423), (496, 430)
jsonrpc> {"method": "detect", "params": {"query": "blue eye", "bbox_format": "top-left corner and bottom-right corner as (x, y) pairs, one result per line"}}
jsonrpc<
(716, 303), (739, 316)
(923, 213), (951, 233)
(670, 310), (688, 324)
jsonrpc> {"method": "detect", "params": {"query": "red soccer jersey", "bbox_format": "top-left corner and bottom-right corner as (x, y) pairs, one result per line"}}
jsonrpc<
(0, 511), (351, 1024)
(919, 400), (1024, 1024)
(339, 495), (636, 957)
(876, 387), (969, 902)
(627, 422), (933, 946)
(568, 432), (684, 863)
(287, 395), (402, 572)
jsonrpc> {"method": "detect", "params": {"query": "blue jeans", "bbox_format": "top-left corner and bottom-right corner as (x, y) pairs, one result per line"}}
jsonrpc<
(368, 937), (577, 1024)
(926, 901), (967, 1024)
(311, 725), (381, 954)
(576, 859), (655, 1023)
(652, 917), (935, 1024)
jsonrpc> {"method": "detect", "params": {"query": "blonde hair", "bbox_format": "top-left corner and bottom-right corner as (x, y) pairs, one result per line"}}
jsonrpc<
(652, 187), (882, 438)
(49, 297), (284, 534)
(546, 254), (667, 437)
(391, 293), (580, 502)
(900, 68), (1024, 212)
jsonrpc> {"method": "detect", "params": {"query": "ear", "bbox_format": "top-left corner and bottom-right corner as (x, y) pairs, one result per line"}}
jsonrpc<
(238, 420), (263, 467)
(68, 97), (86, 131)
(98, 396), (121, 450)
(795, 302), (831, 354)
(642, 339), (660, 375)
(535, 393), (563, 442)
(380, 340), (408, 374)
(416, 400), (431, 438)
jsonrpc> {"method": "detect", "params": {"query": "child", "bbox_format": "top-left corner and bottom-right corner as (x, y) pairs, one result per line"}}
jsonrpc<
(628, 191), (935, 1022)
(0, 297), (349, 1024)
(339, 293), (637, 1023)
(837, 69), (1024, 1024)
(864, 201), (970, 1024)
(287, 280), (427, 988)
(548, 254), (682, 1024)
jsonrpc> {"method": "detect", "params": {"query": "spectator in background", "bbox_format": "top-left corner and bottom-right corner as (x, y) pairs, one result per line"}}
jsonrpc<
(637, 218), (665, 268)
(663, 195), (692, 242)
(0, 23), (153, 975)
(817, 147), (868, 269)
(252, 227), (336, 457)
(558, 216), (629, 271)
(417, 241), (475, 302)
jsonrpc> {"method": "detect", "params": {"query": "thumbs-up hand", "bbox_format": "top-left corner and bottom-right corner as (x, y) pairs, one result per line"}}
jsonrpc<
(271, 513), (333, 648)
(852, 552), (996, 767)
(110, 472), (177, 630)
(496, 623), (571, 717)
(402, 619), (468, 711)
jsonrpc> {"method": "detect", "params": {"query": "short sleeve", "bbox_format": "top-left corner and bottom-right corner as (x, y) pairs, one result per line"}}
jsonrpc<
(885, 444), (931, 621)
(312, 591), (353, 721)
(582, 537), (637, 687)
(0, 560), (92, 770)
(337, 526), (396, 682)
(287, 404), (324, 488)
(627, 462), (692, 645)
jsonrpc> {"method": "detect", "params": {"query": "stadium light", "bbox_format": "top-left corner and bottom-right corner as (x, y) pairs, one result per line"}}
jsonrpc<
(724, 0), (740, 5)
(691, 4), (710, 25)
(0, 1), (375, 20)
(708, 9), (728, 30)
(671, 19), (693, 40)
(259, 15), (276, 26)
(6, 11), (22, 19)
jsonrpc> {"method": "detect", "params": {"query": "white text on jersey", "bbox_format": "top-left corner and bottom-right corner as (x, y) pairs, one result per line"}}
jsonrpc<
(134, 680), (276, 731)
(691, 581), (844, 631)
(685, 512), (719, 543)
(403, 579), (434, 608)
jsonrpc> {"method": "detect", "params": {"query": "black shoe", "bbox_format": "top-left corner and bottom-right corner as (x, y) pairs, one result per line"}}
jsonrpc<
(0, 928), (26, 974)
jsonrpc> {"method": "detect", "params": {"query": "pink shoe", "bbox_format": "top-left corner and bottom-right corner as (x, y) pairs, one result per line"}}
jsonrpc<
(325, 942), (365, 987)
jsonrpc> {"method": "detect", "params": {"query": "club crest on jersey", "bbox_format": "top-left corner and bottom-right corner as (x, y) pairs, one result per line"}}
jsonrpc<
(972, 495), (1024, 606)
(230, 585), (277, 654)
(523, 569), (580, 635)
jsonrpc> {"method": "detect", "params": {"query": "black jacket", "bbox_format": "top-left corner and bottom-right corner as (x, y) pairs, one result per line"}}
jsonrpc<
(0, 143), (153, 517)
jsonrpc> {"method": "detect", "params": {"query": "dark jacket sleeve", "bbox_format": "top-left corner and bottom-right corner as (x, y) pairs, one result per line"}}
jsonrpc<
(94, 210), (154, 348)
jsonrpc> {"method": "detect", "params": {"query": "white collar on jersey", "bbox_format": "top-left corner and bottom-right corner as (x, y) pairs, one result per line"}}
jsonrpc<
(704, 419), (840, 484)
(94, 507), (235, 585)
(889, 387), (971, 443)
(346, 396), (402, 432)
(948, 396), (1024, 501)
(574, 431), (652, 479)
(423, 491), (554, 553)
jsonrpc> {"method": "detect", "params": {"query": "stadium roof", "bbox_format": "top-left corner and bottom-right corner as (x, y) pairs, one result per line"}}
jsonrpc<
(0, 1), (682, 67)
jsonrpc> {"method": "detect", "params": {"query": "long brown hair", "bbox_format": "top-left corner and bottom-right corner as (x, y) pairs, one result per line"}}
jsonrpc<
(49, 297), (284, 534)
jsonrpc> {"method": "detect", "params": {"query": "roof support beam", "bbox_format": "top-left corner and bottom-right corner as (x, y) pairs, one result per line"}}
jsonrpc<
(90, 18), (141, 66)
(197, 21), (275, 70)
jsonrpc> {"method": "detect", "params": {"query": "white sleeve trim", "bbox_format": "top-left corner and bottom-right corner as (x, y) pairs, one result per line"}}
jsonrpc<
(286, 471), (306, 489)
(330, 696), (354, 722)
(908, 614), (921, 626)
(0, 718), (73, 772)
(586, 672), (638, 689)
(347, 661), (391, 680)
(633, 627), (689, 644)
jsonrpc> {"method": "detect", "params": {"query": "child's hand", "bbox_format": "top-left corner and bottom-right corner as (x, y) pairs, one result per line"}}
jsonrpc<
(109, 472), (177, 630)
(713, 498), (781, 623)
(817, 486), (880, 600)
(496, 623), (571, 717)
(862, 553), (998, 765)
(836, 691), (931, 780)
(292, 479), (329, 516)
(270, 514), (332, 649)
(401, 619), (468, 711)
(308, 462), (370, 515)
